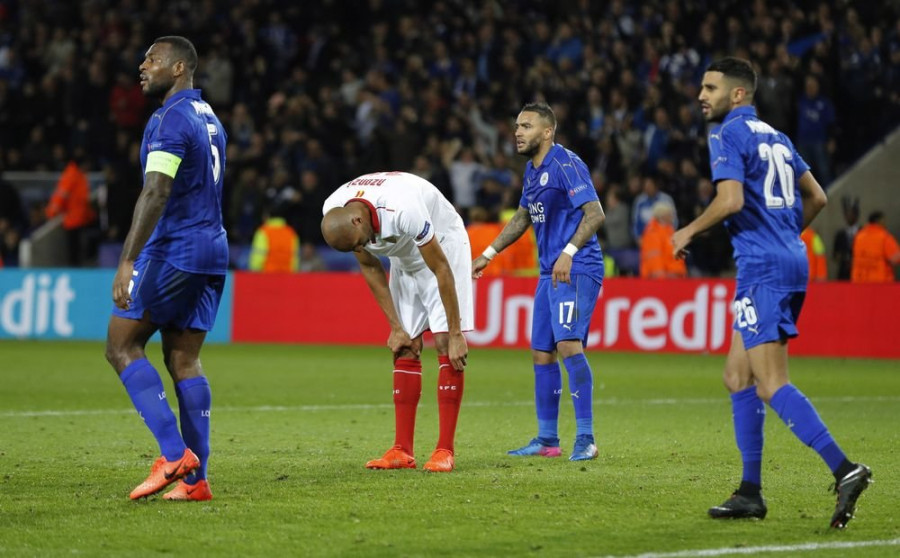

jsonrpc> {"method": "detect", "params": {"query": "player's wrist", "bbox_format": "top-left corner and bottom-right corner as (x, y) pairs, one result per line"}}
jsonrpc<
(482, 246), (498, 261)
(562, 243), (578, 257)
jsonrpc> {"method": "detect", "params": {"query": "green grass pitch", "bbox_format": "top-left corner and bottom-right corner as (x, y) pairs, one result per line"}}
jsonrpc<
(1, 340), (898, 557)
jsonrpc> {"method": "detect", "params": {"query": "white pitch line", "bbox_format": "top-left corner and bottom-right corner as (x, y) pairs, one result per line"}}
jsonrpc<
(600, 537), (900, 558)
(1, 395), (898, 419)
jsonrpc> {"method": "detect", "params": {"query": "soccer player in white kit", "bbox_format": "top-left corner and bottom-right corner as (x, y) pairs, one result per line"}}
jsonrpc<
(321, 171), (473, 472)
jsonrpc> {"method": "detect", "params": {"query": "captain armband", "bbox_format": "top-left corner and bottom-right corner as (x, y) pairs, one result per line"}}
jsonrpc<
(145, 151), (183, 178)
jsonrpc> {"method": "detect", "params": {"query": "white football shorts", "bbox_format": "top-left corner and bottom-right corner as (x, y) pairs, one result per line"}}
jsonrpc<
(389, 232), (473, 338)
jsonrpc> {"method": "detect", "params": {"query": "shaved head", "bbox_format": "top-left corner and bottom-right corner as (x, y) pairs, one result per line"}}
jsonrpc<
(321, 205), (373, 252)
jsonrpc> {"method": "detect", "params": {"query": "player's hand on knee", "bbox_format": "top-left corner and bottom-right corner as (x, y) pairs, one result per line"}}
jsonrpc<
(387, 328), (416, 358)
(448, 332), (468, 371)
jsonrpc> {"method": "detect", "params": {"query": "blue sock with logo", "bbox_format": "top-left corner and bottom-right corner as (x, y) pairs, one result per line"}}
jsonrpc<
(175, 375), (211, 483)
(563, 354), (594, 437)
(770, 384), (847, 473)
(534, 363), (561, 444)
(731, 386), (764, 487)
(120, 358), (185, 461)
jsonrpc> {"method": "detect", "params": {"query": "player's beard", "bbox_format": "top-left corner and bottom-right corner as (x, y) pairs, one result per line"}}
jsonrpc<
(517, 137), (541, 158)
(704, 99), (730, 124)
(144, 76), (175, 100)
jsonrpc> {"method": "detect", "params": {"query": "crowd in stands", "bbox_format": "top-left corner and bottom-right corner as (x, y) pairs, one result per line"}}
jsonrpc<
(0, 0), (898, 277)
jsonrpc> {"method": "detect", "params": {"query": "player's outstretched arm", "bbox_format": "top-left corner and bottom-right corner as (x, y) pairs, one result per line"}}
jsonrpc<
(112, 172), (173, 309)
(797, 171), (828, 230)
(354, 249), (415, 358)
(420, 239), (468, 371)
(551, 200), (605, 287)
(472, 206), (531, 278)
(672, 179), (743, 259)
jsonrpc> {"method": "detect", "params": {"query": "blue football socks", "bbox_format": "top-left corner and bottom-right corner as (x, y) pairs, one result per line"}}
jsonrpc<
(120, 358), (186, 461)
(175, 375), (212, 483)
(563, 354), (594, 438)
(731, 386), (764, 488)
(534, 362), (561, 444)
(770, 384), (847, 473)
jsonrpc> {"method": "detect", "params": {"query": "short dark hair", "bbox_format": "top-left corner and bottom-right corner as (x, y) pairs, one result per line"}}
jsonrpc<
(707, 57), (757, 95)
(154, 36), (198, 73)
(869, 211), (885, 224)
(520, 102), (557, 130)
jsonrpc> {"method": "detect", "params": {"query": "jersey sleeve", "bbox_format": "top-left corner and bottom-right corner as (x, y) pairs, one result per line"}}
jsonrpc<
(709, 127), (745, 184)
(396, 205), (435, 247)
(146, 108), (193, 177)
(556, 156), (599, 209)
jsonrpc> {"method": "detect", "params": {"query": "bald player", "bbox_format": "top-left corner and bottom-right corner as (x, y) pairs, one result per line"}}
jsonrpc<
(321, 171), (472, 473)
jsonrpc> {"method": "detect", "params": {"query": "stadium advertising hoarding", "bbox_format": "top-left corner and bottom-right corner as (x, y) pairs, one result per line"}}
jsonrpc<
(0, 269), (233, 342)
(3, 270), (895, 358)
(232, 273), (899, 359)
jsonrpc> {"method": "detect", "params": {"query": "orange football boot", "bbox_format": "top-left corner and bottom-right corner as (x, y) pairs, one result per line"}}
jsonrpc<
(365, 445), (416, 469)
(423, 448), (454, 472)
(129, 449), (200, 500)
(164, 479), (213, 501)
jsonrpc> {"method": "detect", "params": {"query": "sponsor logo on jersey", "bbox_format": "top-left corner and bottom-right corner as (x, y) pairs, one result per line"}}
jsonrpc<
(415, 221), (432, 241)
(148, 142), (162, 150)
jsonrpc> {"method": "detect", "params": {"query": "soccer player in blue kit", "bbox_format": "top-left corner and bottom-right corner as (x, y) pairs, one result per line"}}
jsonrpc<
(473, 102), (605, 461)
(105, 36), (227, 501)
(672, 57), (871, 528)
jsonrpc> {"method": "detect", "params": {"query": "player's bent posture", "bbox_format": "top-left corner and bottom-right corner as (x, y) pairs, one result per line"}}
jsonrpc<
(321, 172), (471, 472)
(105, 36), (227, 501)
(472, 102), (605, 462)
(672, 57), (871, 528)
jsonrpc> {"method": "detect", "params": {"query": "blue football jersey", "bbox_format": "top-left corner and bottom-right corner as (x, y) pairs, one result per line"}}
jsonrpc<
(140, 89), (228, 274)
(709, 106), (810, 290)
(520, 144), (604, 281)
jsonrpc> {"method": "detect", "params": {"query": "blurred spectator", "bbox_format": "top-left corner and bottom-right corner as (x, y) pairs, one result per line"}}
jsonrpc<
(497, 204), (538, 277)
(0, 164), (25, 266)
(851, 211), (900, 282)
(631, 175), (675, 245)
(249, 204), (299, 273)
(466, 206), (504, 277)
(800, 227), (827, 282)
(833, 196), (861, 280)
(0, 1), (894, 275)
(602, 185), (633, 250)
(640, 201), (686, 279)
(687, 178), (733, 277)
(108, 70), (146, 132)
(45, 153), (97, 266)
(796, 75), (835, 187)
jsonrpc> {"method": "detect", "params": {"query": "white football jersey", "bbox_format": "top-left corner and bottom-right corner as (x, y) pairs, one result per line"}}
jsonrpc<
(322, 172), (466, 272)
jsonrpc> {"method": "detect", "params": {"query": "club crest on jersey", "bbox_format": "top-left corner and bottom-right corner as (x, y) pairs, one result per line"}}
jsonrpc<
(356, 190), (365, 197)
(415, 221), (432, 241)
(540, 172), (549, 186)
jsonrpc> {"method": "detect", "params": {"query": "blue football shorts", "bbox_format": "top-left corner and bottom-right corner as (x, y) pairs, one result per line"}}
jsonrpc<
(732, 283), (805, 350)
(531, 274), (602, 352)
(112, 257), (225, 331)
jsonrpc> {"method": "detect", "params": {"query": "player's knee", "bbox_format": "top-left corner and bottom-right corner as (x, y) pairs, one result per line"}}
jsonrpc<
(755, 384), (776, 403)
(556, 340), (582, 359)
(104, 341), (126, 371)
(395, 347), (419, 360)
